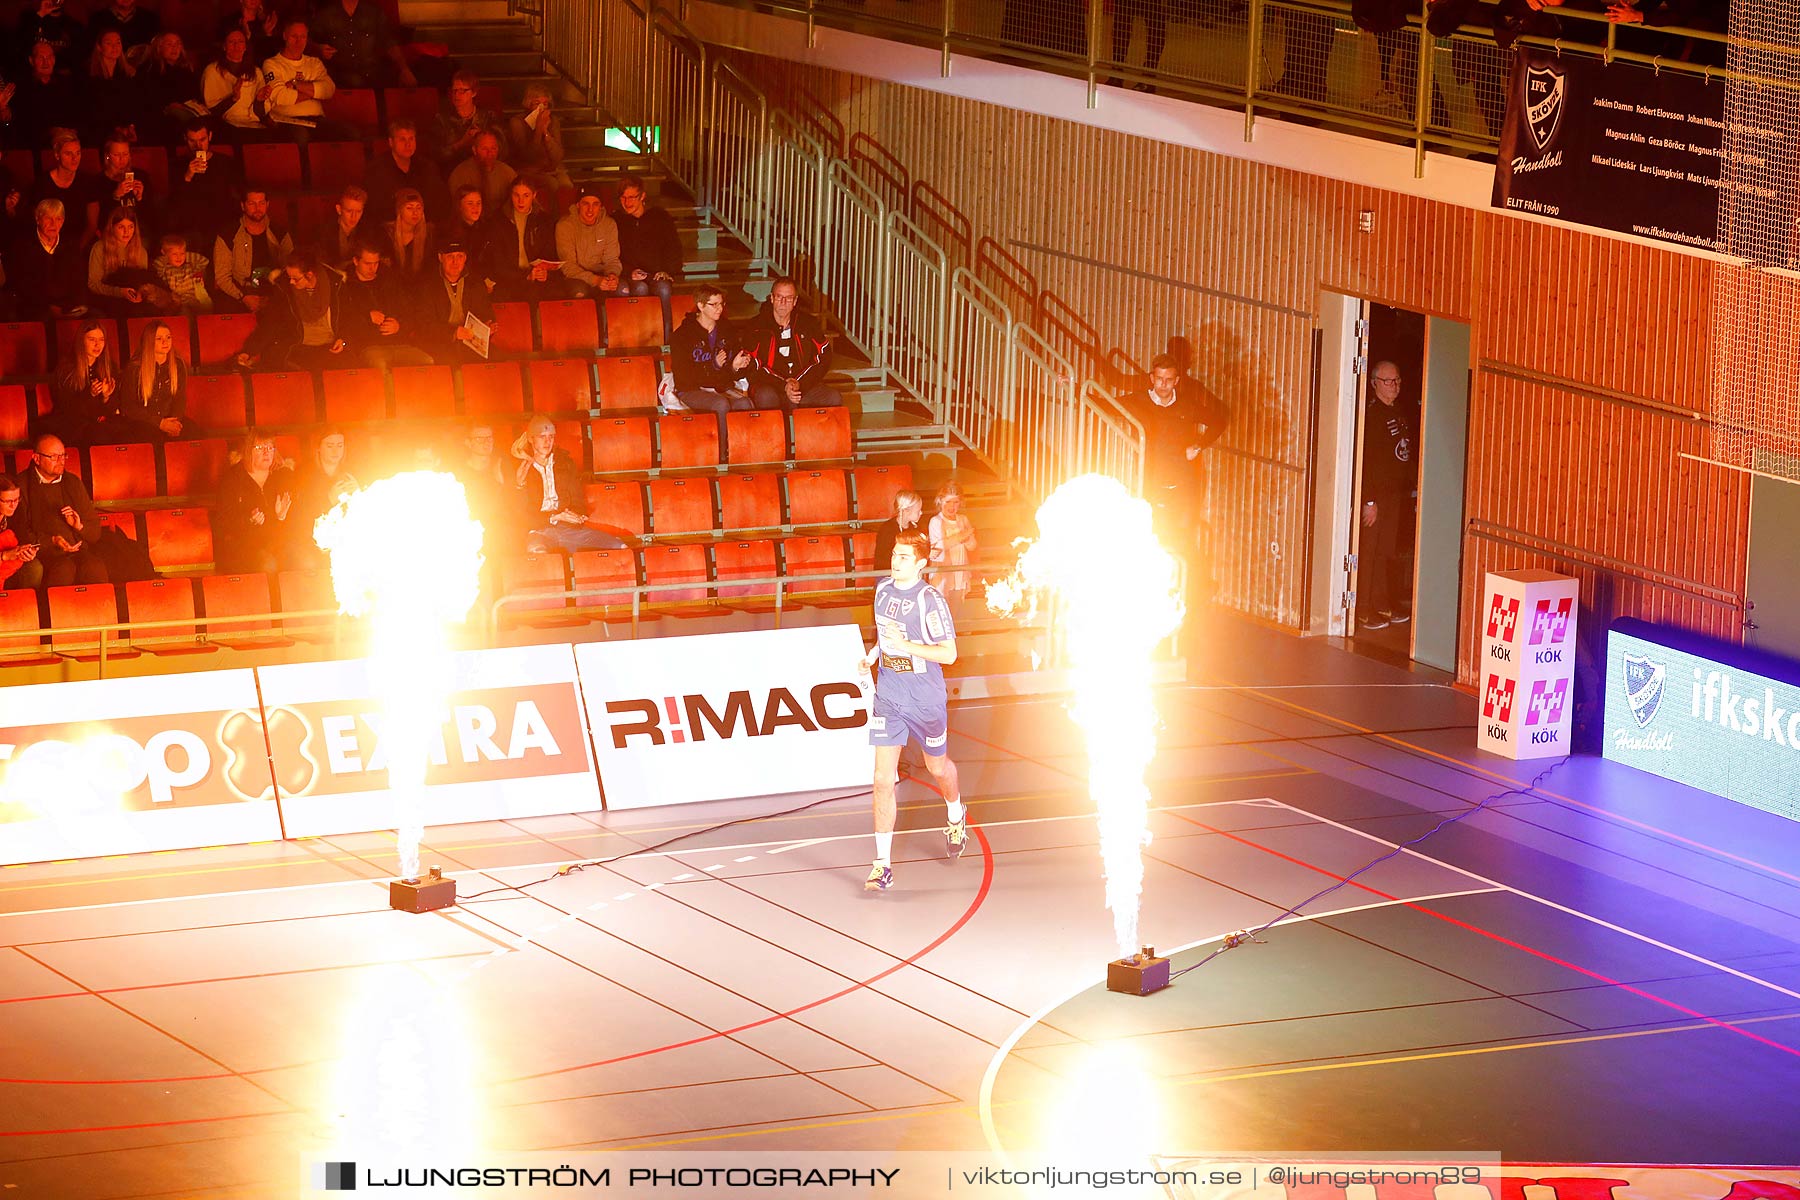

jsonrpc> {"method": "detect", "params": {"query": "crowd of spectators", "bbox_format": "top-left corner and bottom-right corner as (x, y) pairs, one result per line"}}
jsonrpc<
(0, 2), (879, 611)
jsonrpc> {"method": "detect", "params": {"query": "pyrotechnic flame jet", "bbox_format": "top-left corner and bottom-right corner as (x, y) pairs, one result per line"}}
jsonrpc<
(314, 472), (484, 880)
(987, 474), (1183, 957)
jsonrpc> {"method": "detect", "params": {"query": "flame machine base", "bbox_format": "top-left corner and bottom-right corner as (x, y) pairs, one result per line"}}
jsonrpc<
(390, 866), (456, 914)
(1106, 946), (1170, 996)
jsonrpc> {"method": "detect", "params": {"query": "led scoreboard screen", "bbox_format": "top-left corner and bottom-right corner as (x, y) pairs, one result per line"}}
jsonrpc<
(1605, 619), (1800, 823)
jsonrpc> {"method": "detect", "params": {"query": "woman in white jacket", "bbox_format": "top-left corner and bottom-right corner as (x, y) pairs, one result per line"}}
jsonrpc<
(202, 30), (266, 133)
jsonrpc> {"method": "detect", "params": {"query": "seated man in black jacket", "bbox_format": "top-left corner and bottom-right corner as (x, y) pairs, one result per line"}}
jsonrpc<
(741, 277), (839, 410)
(414, 241), (499, 362)
(338, 242), (434, 367)
(17, 434), (107, 587)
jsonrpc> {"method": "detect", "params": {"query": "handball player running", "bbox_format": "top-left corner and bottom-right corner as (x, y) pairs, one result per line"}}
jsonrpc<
(858, 531), (966, 892)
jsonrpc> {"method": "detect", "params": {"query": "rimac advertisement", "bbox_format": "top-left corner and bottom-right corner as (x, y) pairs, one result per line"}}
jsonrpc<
(1493, 50), (1730, 251)
(1604, 620), (1800, 823)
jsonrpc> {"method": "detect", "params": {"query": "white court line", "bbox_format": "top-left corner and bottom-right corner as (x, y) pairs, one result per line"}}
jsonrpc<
(0, 797), (1271, 921)
(976, 885), (1505, 1160)
(1261, 797), (1800, 1005)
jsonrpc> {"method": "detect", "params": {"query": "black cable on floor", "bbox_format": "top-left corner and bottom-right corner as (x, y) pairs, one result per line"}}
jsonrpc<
(457, 785), (879, 902)
(1167, 757), (1572, 981)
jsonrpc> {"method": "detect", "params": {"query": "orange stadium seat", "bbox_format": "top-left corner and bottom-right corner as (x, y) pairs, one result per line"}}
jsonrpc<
(528, 358), (594, 412)
(276, 568), (338, 639)
(382, 86), (440, 126)
(164, 438), (229, 497)
(782, 535), (849, 594)
(538, 300), (600, 355)
(852, 464), (913, 522)
(306, 141), (366, 190)
(87, 442), (157, 502)
(603, 296), (665, 352)
(127, 315), (195, 361)
(186, 374), (249, 430)
(787, 469), (849, 527)
(583, 481), (646, 539)
(48, 583), (132, 660)
(241, 143), (303, 189)
(571, 548), (638, 615)
(323, 89), (380, 133)
(791, 406), (853, 461)
(667, 293), (697, 336)
(850, 531), (877, 581)
(647, 477), (714, 537)
(287, 194), (334, 234)
(460, 361), (526, 416)
(0, 589), (53, 664)
(251, 372), (319, 426)
(642, 543), (708, 604)
(725, 410), (786, 466)
(0, 385), (35, 444)
(392, 365), (456, 420)
(712, 538), (778, 602)
(125, 578), (212, 654)
(1, 149), (35, 187)
(656, 414), (719, 470)
(590, 417), (654, 474)
(323, 369), (389, 423)
(593, 356), (658, 411)
(196, 313), (258, 366)
(490, 301), (534, 358)
(129, 145), (169, 190)
(144, 508), (214, 572)
(498, 554), (578, 625)
(201, 572), (290, 647)
(0, 323), (48, 376)
(718, 473), (781, 532)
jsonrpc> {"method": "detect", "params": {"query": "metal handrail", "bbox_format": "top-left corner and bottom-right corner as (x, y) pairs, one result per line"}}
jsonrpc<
(684, 0), (1764, 174)
(23, 606), (350, 678)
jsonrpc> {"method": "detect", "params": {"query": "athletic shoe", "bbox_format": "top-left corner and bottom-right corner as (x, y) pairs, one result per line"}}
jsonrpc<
(865, 862), (893, 891)
(1388, 610), (1411, 624)
(945, 819), (968, 859)
(1359, 615), (1390, 631)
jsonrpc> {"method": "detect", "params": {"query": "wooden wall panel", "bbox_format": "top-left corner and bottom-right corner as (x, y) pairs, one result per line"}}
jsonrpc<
(734, 53), (1751, 679)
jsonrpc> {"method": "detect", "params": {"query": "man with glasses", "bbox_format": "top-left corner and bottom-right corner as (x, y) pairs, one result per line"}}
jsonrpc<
(670, 284), (755, 443)
(612, 174), (683, 302)
(0, 478), (44, 591)
(1358, 360), (1417, 631)
(18, 436), (107, 587)
(432, 70), (506, 170)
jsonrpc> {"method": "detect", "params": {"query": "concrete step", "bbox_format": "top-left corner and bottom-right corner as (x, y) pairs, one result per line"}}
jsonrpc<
(413, 19), (538, 48)
(402, 0), (513, 24)
(445, 49), (546, 74)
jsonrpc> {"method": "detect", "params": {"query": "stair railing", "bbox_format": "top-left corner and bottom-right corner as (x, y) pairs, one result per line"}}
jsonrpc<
(540, 0), (1143, 501)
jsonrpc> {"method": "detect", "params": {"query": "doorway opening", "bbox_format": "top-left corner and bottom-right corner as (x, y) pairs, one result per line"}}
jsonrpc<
(1309, 296), (1470, 671)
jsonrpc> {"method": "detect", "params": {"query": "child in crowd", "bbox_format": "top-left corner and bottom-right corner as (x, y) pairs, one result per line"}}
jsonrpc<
(152, 234), (214, 313)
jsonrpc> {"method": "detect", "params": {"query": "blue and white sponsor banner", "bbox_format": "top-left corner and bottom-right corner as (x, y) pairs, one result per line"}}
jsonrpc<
(1477, 570), (1579, 760)
(1605, 620), (1800, 823)
(575, 626), (875, 809)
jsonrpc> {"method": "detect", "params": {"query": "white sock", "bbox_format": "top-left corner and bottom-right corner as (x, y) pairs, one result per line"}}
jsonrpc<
(874, 831), (893, 863)
(946, 800), (965, 824)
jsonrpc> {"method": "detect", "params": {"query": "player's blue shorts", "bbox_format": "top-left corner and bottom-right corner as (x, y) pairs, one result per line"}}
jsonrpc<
(869, 687), (948, 753)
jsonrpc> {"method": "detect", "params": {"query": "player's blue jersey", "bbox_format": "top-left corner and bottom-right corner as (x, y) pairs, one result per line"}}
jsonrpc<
(873, 576), (955, 706)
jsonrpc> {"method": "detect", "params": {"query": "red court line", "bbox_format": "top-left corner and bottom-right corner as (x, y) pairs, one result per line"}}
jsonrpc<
(0, 1109), (293, 1139)
(1170, 811), (1800, 1062)
(499, 824), (998, 1084)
